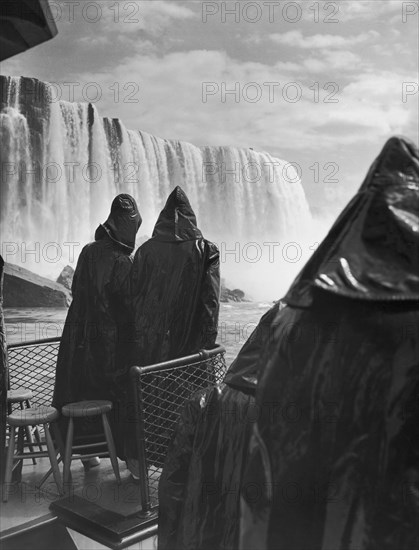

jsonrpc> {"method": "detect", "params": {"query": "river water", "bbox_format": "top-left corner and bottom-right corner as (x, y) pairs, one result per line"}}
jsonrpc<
(4, 302), (273, 367)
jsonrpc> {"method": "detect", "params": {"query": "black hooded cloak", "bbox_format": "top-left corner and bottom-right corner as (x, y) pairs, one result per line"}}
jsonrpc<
(157, 302), (283, 550)
(240, 137), (419, 550)
(131, 186), (220, 365)
(52, 194), (141, 413)
(122, 187), (220, 464)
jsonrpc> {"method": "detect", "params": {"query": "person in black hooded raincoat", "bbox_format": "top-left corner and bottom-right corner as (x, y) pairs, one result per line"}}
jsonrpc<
(240, 136), (419, 550)
(132, 186), (220, 364)
(52, 194), (141, 453)
(125, 186), (220, 475)
(157, 300), (284, 550)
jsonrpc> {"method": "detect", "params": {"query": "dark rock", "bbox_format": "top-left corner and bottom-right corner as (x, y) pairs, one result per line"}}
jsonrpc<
(231, 289), (245, 301)
(4, 262), (71, 307)
(220, 281), (248, 303)
(56, 265), (74, 290)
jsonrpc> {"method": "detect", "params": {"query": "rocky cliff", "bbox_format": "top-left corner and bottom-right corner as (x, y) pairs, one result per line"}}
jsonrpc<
(4, 262), (71, 307)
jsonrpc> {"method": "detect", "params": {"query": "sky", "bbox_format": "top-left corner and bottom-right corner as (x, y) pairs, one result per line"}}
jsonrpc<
(1, 0), (418, 215)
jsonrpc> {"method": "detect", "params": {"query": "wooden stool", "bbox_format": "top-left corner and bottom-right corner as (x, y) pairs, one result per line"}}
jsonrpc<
(7, 389), (43, 464)
(3, 406), (63, 502)
(62, 400), (121, 486)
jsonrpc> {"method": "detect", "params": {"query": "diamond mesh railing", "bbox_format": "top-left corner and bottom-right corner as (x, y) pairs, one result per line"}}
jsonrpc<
(130, 346), (227, 513)
(7, 337), (61, 409)
(7, 337), (227, 512)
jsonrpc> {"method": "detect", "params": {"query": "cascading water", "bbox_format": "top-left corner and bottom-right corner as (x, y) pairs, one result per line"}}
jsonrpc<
(0, 75), (314, 299)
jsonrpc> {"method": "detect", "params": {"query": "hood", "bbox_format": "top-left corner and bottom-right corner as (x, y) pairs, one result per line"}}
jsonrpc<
(152, 186), (203, 242)
(95, 194), (142, 252)
(284, 136), (419, 307)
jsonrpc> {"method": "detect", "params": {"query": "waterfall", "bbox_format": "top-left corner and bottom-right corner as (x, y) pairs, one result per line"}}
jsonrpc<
(0, 76), (313, 299)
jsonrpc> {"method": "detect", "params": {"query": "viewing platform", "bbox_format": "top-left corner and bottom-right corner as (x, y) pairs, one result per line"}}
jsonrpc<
(1, 337), (227, 549)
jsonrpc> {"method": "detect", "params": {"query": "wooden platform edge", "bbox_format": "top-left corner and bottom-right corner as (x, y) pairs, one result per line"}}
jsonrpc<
(50, 495), (158, 550)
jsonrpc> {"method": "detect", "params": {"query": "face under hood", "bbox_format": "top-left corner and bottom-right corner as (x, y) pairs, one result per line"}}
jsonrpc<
(152, 186), (203, 242)
(95, 194), (142, 253)
(284, 136), (419, 307)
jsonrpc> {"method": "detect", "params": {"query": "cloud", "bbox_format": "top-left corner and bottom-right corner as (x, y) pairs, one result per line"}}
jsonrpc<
(339, 1), (403, 21)
(70, 0), (196, 38)
(269, 30), (379, 49)
(294, 50), (362, 73)
(73, 47), (415, 160)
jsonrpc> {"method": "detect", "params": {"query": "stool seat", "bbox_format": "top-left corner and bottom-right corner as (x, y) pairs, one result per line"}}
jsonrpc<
(62, 400), (120, 486)
(7, 389), (33, 403)
(3, 407), (63, 502)
(8, 406), (59, 427)
(62, 400), (113, 418)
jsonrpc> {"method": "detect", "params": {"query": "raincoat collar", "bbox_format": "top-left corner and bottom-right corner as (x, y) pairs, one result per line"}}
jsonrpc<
(152, 186), (203, 242)
(284, 136), (419, 307)
(95, 194), (142, 253)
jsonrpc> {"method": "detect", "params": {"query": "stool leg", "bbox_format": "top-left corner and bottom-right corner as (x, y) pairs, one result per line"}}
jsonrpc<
(63, 417), (74, 486)
(25, 426), (37, 465)
(44, 424), (63, 495)
(17, 426), (24, 454)
(3, 426), (16, 502)
(102, 413), (121, 484)
(51, 421), (66, 461)
(33, 426), (44, 453)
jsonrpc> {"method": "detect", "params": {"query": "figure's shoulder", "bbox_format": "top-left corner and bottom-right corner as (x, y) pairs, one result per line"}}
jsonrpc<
(199, 238), (219, 258)
(133, 239), (156, 262)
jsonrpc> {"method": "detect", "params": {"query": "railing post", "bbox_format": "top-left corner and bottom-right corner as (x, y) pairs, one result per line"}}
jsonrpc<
(130, 367), (152, 516)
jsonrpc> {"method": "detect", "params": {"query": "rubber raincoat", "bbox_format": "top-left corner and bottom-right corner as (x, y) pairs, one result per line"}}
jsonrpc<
(52, 195), (141, 447)
(123, 187), (220, 467)
(240, 136), (419, 550)
(157, 302), (283, 550)
(131, 186), (220, 365)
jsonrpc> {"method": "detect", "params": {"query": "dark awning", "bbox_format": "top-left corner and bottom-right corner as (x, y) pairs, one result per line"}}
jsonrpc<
(0, 0), (58, 62)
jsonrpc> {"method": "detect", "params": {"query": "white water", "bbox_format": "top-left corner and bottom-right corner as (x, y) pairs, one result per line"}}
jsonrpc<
(0, 76), (316, 299)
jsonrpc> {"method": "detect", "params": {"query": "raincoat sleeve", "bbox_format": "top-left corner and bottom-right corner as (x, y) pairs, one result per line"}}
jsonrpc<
(157, 392), (203, 550)
(199, 241), (220, 349)
(70, 245), (87, 295)
(107, 253), (135, 381)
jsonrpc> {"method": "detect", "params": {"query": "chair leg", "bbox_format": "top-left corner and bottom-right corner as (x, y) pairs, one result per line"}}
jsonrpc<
(102, 413), (121, 484)
(3, 426), (16, 502)
(44, 424), (63, 495)
(63, 417), (74, 487)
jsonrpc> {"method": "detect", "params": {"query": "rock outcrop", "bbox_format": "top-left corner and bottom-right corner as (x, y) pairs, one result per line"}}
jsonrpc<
(56, 265), (74, 290)
(220, 280), (248, 303)
(4, 263), (71, 307)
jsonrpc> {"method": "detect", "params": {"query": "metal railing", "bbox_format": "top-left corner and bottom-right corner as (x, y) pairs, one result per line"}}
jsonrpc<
(130, 345), (227, 514)
(7, 337), (227, 514)
(7, 337), (61, 408)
